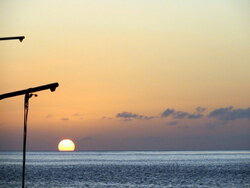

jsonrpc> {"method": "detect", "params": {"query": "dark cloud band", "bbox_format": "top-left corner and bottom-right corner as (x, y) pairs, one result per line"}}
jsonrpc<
(209, 106), (250, 121)
(161, 108), (204, 119)
(116, 112), (155, 121)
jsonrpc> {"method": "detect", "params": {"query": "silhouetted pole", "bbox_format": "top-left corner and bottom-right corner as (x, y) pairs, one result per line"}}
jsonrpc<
(23, 93), (29, 188)
(0, 36), (25, 42)
(0, 83), (59, 188)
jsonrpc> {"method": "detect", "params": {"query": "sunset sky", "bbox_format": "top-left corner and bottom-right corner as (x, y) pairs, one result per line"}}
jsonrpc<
(1, 0), (250, 151)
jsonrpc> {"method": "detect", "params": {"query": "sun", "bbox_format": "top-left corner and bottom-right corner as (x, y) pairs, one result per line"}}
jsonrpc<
(58, 139), (75, 151)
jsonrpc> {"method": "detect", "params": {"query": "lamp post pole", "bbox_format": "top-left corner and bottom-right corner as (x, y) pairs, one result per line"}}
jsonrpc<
(23, 93), (29, 188)
(0, 83), (59, 188)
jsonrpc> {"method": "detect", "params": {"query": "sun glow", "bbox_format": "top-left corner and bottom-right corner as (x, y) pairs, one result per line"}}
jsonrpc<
(58, 139), (75, 151)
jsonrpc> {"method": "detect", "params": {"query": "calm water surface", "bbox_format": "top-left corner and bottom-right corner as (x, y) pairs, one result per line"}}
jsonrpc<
(0, 151), (250, 187)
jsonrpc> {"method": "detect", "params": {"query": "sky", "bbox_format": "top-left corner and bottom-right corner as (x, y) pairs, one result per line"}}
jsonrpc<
(0, 0), (250, 151)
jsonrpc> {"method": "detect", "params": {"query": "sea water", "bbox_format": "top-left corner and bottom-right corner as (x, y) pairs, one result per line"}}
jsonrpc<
(0, 151), (249, 187)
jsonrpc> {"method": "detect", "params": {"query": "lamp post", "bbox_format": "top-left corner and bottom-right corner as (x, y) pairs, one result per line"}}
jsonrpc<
(0, 83), (59, 188)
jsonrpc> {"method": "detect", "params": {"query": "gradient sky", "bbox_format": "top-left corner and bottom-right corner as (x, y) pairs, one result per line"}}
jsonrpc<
(1, 0), (250, 151)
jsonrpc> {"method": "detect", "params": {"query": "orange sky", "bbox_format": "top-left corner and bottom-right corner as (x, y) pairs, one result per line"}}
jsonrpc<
(0, 0), (250, 151)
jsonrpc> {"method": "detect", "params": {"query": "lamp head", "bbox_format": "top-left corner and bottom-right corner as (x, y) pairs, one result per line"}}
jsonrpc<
(50, 87), (56, 92)
(49, 83), (59, 92)
(19, 36), (25, 42)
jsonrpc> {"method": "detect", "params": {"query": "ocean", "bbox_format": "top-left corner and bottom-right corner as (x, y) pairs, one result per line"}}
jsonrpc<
(0, 151), (249, 187)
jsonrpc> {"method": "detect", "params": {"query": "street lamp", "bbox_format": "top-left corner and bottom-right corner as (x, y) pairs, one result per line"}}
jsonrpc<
(0, 82), (59, 188)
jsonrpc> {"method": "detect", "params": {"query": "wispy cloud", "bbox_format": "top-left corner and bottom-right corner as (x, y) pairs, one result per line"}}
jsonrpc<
(161, 107), (204, 119)
(102, 116), (113, 120)
(161, 109), (175, 118)
(209, 106), (250, 121)
(196, 107), (207, 113)
(114, 106), (250, 123)
(116, 112), (156, 121)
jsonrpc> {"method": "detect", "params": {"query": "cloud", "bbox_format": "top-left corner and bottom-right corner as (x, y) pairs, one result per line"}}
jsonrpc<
(161, 108), (203, 119)
(196, 106), (207, 113)
(173, 111), (189, 119)
(116, 112), (155, 121)
(102, 116), (113, 120)
(161, 109), (175, 117)
(209, 106), (250, 121)
(61, 118), (69, 121)
(115, 106), (250, 123)
(186, 113), (203, 119)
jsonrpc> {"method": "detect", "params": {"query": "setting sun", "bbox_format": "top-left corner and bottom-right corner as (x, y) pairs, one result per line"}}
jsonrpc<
(58, 139), (75, 151)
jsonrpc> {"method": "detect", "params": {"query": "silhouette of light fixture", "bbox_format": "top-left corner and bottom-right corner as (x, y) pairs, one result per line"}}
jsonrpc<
(0, 36), (25, 42)
(0, 82), (59, 188)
